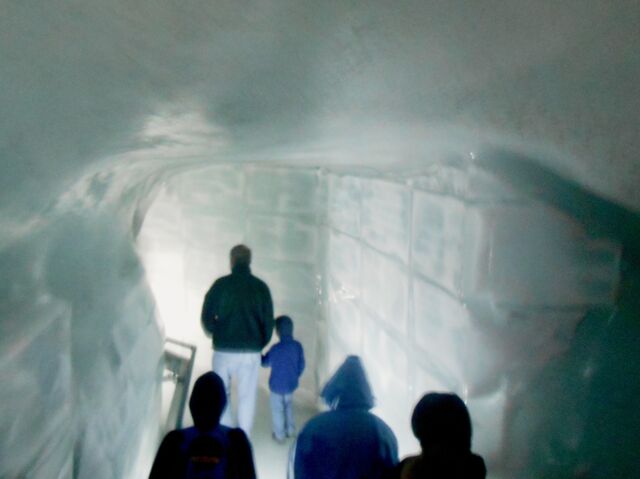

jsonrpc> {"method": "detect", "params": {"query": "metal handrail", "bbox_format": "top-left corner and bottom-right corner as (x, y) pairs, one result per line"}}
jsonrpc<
(163, 338), (197, 431)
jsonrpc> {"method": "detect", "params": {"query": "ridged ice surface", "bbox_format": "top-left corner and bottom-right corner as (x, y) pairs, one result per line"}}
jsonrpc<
(0, 211), (164, 479)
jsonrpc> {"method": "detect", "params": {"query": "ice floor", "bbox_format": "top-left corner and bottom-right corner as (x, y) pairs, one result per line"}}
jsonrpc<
(251, 386), (316, 479)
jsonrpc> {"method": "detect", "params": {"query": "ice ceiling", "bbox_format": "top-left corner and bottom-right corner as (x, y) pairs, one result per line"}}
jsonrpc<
(3, 0), (640, 216)
(1, 1), (639, 478)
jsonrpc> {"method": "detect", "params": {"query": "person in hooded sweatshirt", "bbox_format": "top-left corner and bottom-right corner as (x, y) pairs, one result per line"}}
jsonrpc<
(291, 355), (398, 479)
(149, 371), (256, 479)
(261, 315), (305, 443)
(388, 392), (486, 479)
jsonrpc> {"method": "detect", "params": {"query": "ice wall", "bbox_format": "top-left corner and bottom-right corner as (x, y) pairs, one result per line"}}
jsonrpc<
(2, 2), (639, 477)
(0, 175), (164, 478)
(322, 162), (621, 477)
(137, 165), (325, 408)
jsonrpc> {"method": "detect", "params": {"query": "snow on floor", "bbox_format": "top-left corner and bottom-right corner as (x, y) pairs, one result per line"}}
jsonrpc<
(251, 386), (317, 479)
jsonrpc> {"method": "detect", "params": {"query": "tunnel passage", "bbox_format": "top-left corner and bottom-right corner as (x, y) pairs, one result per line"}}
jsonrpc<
(135, 159), (629, 478)
(1, 153), (639, 478)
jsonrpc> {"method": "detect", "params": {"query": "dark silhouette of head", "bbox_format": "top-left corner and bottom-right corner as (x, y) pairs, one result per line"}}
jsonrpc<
(230, 244), (251, 269)
(276, 315), (294, 337)
(411, 392), (472, 453)
(189, 372), (227, 431)
(320, 355), (374, 410)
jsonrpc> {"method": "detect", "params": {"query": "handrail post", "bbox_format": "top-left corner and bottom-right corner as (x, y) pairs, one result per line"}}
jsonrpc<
(163, 338), (197, 431)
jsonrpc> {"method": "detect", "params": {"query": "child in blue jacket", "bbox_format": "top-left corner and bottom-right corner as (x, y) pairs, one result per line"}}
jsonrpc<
(261, 315), (305, 443)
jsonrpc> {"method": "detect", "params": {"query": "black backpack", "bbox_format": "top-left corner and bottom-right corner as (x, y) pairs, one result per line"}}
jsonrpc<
(183, 425), (259, 479)
(183, 431), (228, 479)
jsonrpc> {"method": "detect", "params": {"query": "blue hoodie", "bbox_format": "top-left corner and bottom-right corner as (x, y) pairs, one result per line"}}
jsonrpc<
(261, 318), (305, 394)
(292, 356), (398, 479)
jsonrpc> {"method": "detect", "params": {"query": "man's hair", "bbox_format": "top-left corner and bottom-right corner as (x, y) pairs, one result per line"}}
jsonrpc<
(230, 244), (251, 267)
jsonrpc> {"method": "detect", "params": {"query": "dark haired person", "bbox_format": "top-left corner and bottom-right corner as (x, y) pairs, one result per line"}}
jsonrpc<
(389, 392), (486, 479)
(201, 245), (274, 436)
(292, 355), (398, 479)
(149, 371), (256, 478)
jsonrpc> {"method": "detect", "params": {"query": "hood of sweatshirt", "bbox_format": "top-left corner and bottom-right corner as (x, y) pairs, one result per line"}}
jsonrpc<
(276, 315), (294, 337)
(189, 372), (227, 431)
(320, 355), (374, 410)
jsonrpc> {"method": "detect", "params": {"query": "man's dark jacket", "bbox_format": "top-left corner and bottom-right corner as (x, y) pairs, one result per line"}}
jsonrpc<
(201, 264), (274, 352)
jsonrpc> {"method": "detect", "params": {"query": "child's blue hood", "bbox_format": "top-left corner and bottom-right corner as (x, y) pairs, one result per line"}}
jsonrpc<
(276, 315), (294, 336)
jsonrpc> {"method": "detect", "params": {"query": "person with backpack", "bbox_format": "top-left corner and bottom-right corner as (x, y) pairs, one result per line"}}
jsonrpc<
(149, 371), (256, 479)
(261, 315), (306, 443)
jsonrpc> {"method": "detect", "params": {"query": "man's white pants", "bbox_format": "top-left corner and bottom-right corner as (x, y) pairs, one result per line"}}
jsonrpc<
(212, 351), (261, 437)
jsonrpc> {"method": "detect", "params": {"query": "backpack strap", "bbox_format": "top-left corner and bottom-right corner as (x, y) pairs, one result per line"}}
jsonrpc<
(227, 428), (257, 479)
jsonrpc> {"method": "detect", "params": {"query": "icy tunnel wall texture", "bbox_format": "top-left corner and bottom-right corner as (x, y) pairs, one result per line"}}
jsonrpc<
(137, 165), (324, 405)
(0, 179), (164, 478)
(321, 164), (621, 477)
(2, 2), (639, 477)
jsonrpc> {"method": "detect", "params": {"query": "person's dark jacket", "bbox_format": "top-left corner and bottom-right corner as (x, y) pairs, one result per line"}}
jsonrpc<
(261, 329), (305, 394)
(201, 264), (274, 352)
(148, 372), (256, 479)
(293, 356), (398, 479)
(387, 453), (486, 479)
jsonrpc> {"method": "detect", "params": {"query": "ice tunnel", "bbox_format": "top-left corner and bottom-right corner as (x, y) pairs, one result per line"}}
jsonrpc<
(1, 2), (639, 478)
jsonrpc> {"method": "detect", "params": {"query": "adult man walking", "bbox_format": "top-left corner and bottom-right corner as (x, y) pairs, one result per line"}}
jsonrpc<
(201, 244), (274, 436)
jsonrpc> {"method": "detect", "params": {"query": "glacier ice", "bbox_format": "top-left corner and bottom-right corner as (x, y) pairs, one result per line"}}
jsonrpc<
(2, 3), (639, 476)
(1, 211), (164, 478)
